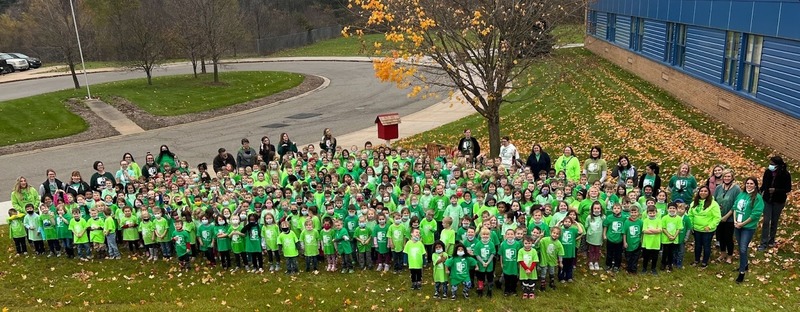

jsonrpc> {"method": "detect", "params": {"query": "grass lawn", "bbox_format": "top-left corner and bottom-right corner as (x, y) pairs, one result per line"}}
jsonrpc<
(1, 48), (798, 311)
(0, 71), (303, 146)
(552, 24), (586, 45)
(41, 61), (125, 73)
(270, 34), (386, 57)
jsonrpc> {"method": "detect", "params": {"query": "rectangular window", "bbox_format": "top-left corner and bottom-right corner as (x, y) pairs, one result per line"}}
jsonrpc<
(588, 11), (597, 36)
(629, 17), (644, 51)
(723, 31), (742, 87)
(741, 34), (763, 94)
(664, 23), (687, 66)
(606, 13), (616, 42)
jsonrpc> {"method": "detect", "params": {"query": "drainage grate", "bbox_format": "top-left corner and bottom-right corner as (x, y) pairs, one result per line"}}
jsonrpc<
(287, 113), (321, 119)
(262, 123), (289, 128)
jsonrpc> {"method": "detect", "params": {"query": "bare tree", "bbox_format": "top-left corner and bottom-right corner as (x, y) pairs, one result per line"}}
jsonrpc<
(26, 0), (92, 89)
(191, 0), (245, 83)
(348, 0), (583, 157)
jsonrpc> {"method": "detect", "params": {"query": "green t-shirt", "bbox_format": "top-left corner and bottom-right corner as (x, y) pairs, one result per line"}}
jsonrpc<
(538, 237), (564, 267)
(517, 247), (540, 280)
(55, 214), (73, 240)
(432, 252), (448, 282)
(440, 228), (455, 255)
(279, 231), (300, 257)
(197, 223), (215, 251)
(119, 215), (140, 241)
(153, 217), (170, 243)
(559, 226), (579, 258)
(335, 228), (353, 255)
(244, 224), (263, 253)
(172, 229), (191, 257)
(603, 214), (626, 243)
(623, 218), (643, 251)
(215, 224), (231, 252)
(661, 215), (683, 244)
(388, 224), (408, 252)
(140, 220), (156, 245)
(229, 224), (245, 254)
(69, 218), (89, 244)
(40, 214), (57, 240)
(9, 215), (27, 238)
(445, 256), (477, 285)
(262, 224), (280, 251)
(474, 239), (496, 272)
(403, 240), (426, 269)
(87, 217), (105, 243)
(499, 240), (521, 275)
(300, 229), (320, 257)
(419, 218), (437, 245)
(354, 227), (372, 252)
(527, 220), (550, 237)
(642, 217), (662, 250)
(679, 215), (692, 242)
(430, 195), (448, 221)
(321, 229), (336, 255)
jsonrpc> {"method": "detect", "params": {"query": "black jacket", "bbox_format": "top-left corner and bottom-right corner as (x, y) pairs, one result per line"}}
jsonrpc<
(638, 173), (662, 192)
(39, 179), (65, 202)
(525, 152), (551, 177)
(259, 144), (276, 162)
(760, 169), (792, 203)
(213, 153), (237, 172)
(142, 162), (159, 181)
(65, 181), (91, 198)
(457, 137), (480, 157)
(320, 137), (337, 154)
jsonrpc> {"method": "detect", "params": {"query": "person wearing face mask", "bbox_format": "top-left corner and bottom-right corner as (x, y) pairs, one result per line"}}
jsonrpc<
(69, 207), (91, 260)
(404, 227), (427, 290)
(242, 214), (264, 272)
(22, 203), (44, 254)
(354, 216), (373, 270)
(732, 177), (765, 283)
(197, 214), (217, 267)
(713, 169), (740, 264)
(334, 219), (355, 273)
(660, 203), (683, 272)
(152, 208), (172, 259)
(758, 156), (792, 251)
(444, 242), (478, 300)
(372, 215), (391, 272)
(431, 241), (449, 298)
(387, 213), (409, 273)
(278, 220), (301, 274)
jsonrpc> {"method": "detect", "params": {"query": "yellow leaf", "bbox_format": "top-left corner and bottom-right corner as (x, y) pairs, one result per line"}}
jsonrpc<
(274, 288), (282, 295)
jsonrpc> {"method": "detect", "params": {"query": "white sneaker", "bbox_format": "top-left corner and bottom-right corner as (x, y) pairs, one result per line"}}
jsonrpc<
(594, 262), (600, 270)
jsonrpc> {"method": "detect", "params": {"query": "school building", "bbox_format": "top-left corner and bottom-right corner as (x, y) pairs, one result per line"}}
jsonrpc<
(584, 0), (800, 160)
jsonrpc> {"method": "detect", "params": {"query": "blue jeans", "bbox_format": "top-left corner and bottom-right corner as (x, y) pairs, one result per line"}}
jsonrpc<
(694, 231), (714, 265)
(160, 242), (172, 258)
(106, 233), (120, 258)
(734, 228), (755, 273)
(76, 243), (91, 258)
(673, 242), (685, 268)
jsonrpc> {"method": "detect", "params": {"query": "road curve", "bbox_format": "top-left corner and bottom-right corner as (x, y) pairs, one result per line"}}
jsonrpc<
(0, 60), (442, 201)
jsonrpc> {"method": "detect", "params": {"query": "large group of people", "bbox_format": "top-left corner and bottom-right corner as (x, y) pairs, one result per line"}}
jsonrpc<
(7, 128), (793, 299)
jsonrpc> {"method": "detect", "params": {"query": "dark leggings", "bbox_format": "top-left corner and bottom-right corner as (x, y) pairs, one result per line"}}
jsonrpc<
(219, 251), (231, 268)
(476, 271), (495, 290)
(127, 241), (139, 253)
(410, 268), (422, 283)
(249, 252), (263, 269)
(661, 244), (676, 269)
(203, 249), (216, 265)
(47, 240), (61, 253)
(642, 249), (659, 270)
(13, 237), (27, 254)
(606, 242), (623, 269)
(33, 240), (45, 254)
(694, 231), (714, 265)
(503, 274), (518, 294)
(266, 250), (281, 263)
(234, 252), (248, 267)
(716, 222), (734, 255)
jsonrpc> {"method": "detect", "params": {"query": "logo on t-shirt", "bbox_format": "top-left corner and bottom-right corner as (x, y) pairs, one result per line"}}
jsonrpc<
(561, 231), (572, 243)
(629, 226), (639, 236)
(612, 221), (622, 233)
(455, 261), (466, 273)
(588, 163), (598, 173)
(505, 248), (515, 260)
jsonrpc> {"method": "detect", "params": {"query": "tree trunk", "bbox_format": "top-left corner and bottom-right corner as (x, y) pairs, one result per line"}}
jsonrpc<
(145, 67), (153, 85)
(190, 52), (198, 78)
(213, 60), (219, 83)
(200, 57), (206, 74)
(486, 102), (501, 158)
(68, 61), (80, 89)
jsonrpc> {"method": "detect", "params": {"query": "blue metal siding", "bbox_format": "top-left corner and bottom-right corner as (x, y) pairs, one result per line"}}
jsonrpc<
(683, 26), (726, 83)
(680, 0), (695, 24)
(757, 38), (800, 118)
(597, 13), (608, 39)
(641, 20), (666, 60)
(777, 3), (800, 40)
(616, 16), (632, 48)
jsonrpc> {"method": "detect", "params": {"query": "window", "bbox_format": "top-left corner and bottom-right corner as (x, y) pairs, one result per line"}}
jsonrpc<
(588, 11), (597, 36)
(606, 13), (616, 42)
(664, 23), (687, 66)
(741, 34), (763, 94)
(723, 31), (742, 87)
(629, 17), (644, 51)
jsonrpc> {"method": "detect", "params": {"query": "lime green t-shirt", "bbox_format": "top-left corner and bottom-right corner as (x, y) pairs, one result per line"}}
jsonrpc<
(279, 231), (300, 257)
(229, 224), (245, 254)
(68, 218), (89, 244)
(388, 224), (408, 253)
(119, 215), (139, 241)
(661, 215), (683, 244)
(321, 229), (336, 255)
(432, 252), (448, 282)
(140, 220), (156, 245)
(517, 247), (540, 280)
(403, 240), (426, 269)
(262, 224), (280, 251)
(87, 217), (105, 243)
(419, 218), (437, 245)
(642, 217), (662, 250)
(300, 229), (320, 257)
(153, 217), (170, 243)
(440, 228), (456, 255)
(537, 237), (564, 267)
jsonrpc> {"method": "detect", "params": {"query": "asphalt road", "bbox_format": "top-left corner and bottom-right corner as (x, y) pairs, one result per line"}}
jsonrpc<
(0, 61), (442, 202)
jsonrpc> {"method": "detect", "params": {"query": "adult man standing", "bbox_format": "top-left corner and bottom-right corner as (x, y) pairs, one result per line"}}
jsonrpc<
(457, 129), (480, 164)
(213, 148), (236, 173)
(498, 136), (520, 168)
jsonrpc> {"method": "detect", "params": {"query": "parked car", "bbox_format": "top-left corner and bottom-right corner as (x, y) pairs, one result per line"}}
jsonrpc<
(0, 58), (9, 74)
(0, 53), (29, 71)
(6, 53), (42, 68)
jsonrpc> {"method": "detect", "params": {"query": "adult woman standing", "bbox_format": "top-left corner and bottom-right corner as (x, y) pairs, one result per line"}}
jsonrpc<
(705, 164), (725, 195)
(259, 136), (276, 162)
(554, 146), (581, 183)
(89, 161), (116, 192)
(610, 155), (637, 187)
(688, 186), (721, 267)
(583, 146), (607, 184)
(733, 177), (764, 283)
(668, 163), (698, 203)
(525, 143), (550, 180)
(237, 138), (258, 169)
(11, 176), (39, 212)
(122, 153), (141, 179)
(155, 145), (178, 171)
(38, 169), (64, 204)
(638, 162), (662, 192)
(713, 169), (740, 264)
(65, 171), (91, 198)
(758, 156), (792, 250)
(320, 128), (337, 154)
(277, 133), (298, 161)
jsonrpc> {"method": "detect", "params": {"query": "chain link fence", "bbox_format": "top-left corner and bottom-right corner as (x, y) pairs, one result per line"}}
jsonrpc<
(253, 25), (342, 55)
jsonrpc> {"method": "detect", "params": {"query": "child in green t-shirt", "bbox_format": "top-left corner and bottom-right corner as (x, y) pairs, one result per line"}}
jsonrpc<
(196, 214), (216, 266)
(439, 217), (456, 256)
(354, 216), (373, 270)
(299, 219), (320, 272)
(557, 216), (582, 282)
(228, 215), (248, 271)
(537, 226), (564, 291)
(445, 242), (478, 300)
(262, 213), (280, 272)
(321, 217), (338, 272)
(387, 213), (409, 273)
(474, 228), (496, 297)
(55, 205), (74, 258)
(623, 207), (643, 274)
(518, 235), (540, 299)
(87, 208), (106, 258)
(38, 205), (59, 257)
(214, 215), (232, 269)
(243, 213), (264, 272)
(171, 220), (192, 271)
(431, 241), (449, 298)
(152, 207), (171, 259)
(660, 203), (683, 272)
(674, 203), (692, 269)
(8, 208), (28, 255)
(119, 207), (140, 255)
(419, 210), (438, 266)
(102, 207), (120, 259)
(279, 220), (300, 274)
(334, 219), (354, 273)
(404, 228), (426, 290)
(641, 206), (662, 275)
(499, 229), (521, 296)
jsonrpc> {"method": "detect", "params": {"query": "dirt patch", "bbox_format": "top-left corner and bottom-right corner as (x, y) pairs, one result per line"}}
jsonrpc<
(0, 99), (120, 156)
(108, 74), (323, 130)
(0, 74), (324, 155)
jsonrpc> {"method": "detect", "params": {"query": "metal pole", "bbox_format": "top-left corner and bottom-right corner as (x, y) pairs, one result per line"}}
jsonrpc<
(69, 0), (91, 98)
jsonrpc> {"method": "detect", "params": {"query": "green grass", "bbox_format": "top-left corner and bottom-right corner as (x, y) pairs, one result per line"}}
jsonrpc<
(41, 61), (124, 73)
(0, 71), (304, 146)
(270, 34), (386, 57)
(552, 24), (586, 45)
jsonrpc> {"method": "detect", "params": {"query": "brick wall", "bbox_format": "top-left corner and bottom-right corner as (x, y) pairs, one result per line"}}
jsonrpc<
(584, 36), (800, 161)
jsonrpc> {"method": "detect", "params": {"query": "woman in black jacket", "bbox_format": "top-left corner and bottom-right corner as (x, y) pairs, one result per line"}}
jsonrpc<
(525, 143), (551, 179)
(611, 155), (637, 187)
(259, 136), (276, 162)
(320, 128), (337, 154)
(758, 156), (792, 250)
(277, 133), (298, 161)
(638, 162), (661, 192)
